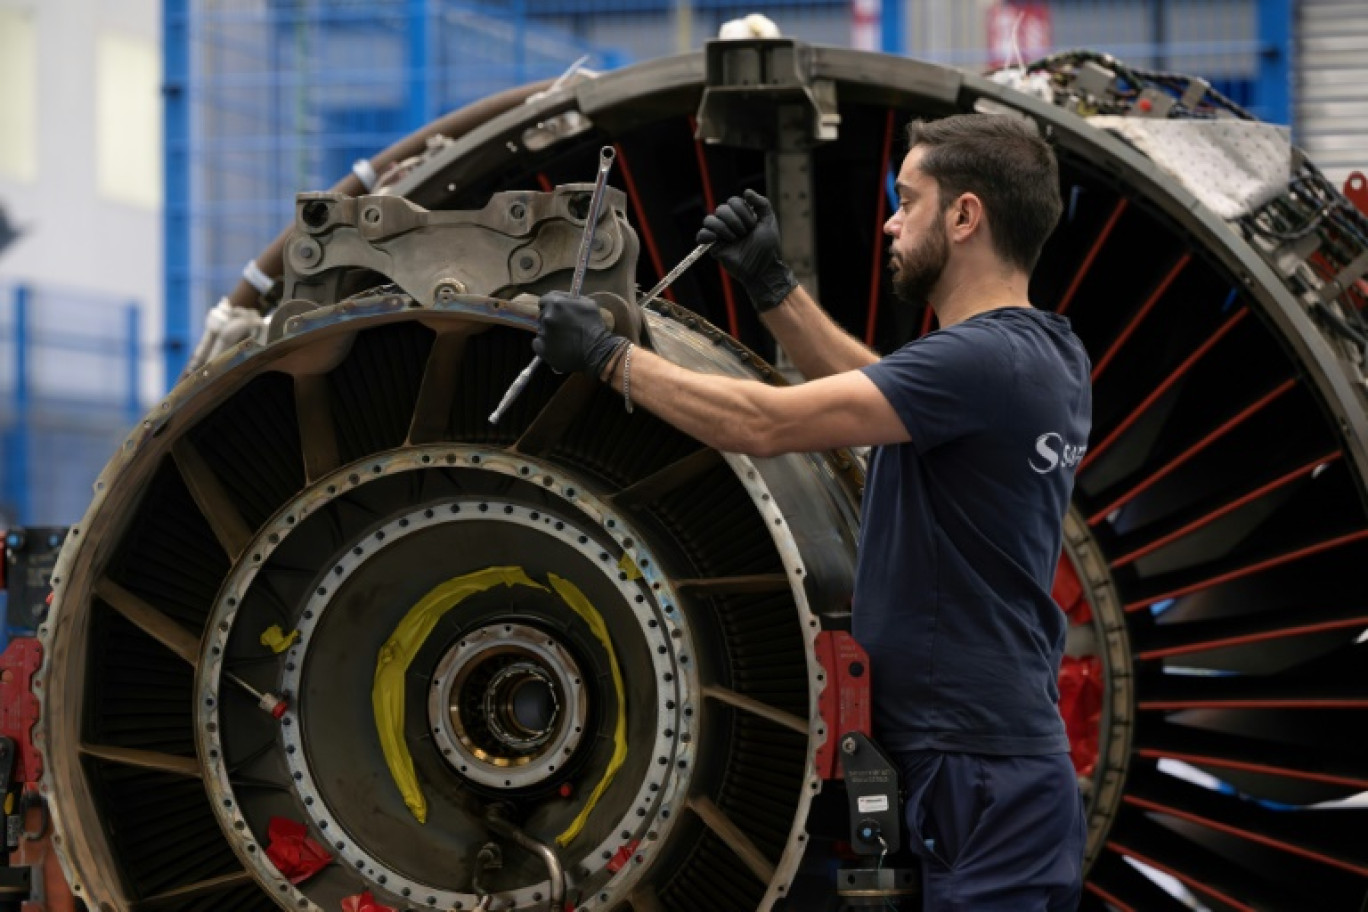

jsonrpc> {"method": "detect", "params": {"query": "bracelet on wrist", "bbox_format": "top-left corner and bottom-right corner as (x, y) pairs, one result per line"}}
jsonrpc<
(599, 338), (629, 383)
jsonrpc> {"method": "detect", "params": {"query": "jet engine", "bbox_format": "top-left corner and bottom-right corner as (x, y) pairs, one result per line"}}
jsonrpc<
(35, 41), (1368, 912)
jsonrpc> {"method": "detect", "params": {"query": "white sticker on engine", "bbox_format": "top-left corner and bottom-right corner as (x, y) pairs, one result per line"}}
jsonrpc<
(857, 794), (890, 813)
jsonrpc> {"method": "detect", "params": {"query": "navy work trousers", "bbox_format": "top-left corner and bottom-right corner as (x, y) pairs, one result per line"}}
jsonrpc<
(896, 750), (1085, 911)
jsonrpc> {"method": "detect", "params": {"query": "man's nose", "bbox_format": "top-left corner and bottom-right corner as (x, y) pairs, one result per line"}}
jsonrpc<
(883, 213), (899, 236)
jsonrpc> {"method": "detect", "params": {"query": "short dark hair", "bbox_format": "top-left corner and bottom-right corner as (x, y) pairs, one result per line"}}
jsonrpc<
(905, 114), (1062, 273)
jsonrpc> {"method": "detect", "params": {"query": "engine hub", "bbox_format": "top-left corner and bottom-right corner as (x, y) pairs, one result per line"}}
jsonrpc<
(432, 621), (584, 781)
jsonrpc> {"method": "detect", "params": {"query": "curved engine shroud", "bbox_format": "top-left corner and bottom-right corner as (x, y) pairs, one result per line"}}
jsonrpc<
(38, 40), (1368, 912)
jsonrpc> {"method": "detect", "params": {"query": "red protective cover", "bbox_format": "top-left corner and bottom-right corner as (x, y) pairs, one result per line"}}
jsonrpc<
(0, 637), (44, 784)
(1053, 558), (1102, 776)
(341, 892), (397, 912)
(815, 630), (872, 779)
(265, 816), (333, 884)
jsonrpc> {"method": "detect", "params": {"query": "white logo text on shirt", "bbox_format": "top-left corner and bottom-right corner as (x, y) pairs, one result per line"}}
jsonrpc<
(1029, 432), (1087, 474)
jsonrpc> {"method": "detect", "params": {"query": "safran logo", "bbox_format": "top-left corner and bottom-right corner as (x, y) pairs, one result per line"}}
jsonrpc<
(1029, 432), (1087, 474)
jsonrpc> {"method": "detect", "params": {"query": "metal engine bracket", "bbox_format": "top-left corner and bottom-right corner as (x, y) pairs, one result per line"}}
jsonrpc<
(283, 183), (639, 309)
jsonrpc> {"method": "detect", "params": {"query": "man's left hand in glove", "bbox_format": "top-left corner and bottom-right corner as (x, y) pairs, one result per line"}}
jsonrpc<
(534, 290), (629, 380)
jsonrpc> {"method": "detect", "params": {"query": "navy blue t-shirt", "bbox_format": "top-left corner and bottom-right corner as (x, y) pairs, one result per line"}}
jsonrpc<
(855, 307), (1092, 755)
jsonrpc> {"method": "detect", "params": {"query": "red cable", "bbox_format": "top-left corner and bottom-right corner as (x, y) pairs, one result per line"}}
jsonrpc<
(865, 109), (895, 347)
(1122, 794), (1368, 878)
(1104, 842), (1256, 912)
(1091, 253), (1191, 382)
(1083, 882), (1135, 912)
(1111, 451), (1341, 568)
(919, 302), (935, 337)
(613, 143), (673, 303)
(1123, 527), (1368, 612)
(1089, 376), (1295, 524)
(1132, 750), (1368, 790)
(689, 116), (739, 337)
(1057, 198), (1127, 315)
(1081, 308), (1248, 471)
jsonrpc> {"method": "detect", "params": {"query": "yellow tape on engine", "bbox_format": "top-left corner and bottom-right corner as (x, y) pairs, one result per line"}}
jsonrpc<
(259, 624), (300, 654)
(547, 573), (628, 847)
(617, 553), (642, 581)
(373, 566), (546, 823)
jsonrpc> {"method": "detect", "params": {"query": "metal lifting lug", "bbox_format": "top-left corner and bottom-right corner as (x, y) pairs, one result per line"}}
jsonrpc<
(694, 38), (840, 151)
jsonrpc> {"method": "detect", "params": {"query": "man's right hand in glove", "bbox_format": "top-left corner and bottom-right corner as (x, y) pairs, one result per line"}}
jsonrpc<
(533, 291), (627, 379)
(697, 190), (798, 313)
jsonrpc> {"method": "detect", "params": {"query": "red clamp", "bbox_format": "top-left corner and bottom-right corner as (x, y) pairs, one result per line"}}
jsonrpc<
(814, 631), (871, 780)
(0, 638), (44, 784)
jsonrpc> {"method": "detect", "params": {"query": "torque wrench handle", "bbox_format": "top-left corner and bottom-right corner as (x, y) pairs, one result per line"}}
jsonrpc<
(489, 146), (615, 424)
(569, 146), (616, 297)
(636, 241), (714, 311)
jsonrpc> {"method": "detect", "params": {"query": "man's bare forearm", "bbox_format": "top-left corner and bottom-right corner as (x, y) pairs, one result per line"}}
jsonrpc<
(759, 286), (879, 378)
(598, 340), (909, 457)
(603, 344), (778, 455)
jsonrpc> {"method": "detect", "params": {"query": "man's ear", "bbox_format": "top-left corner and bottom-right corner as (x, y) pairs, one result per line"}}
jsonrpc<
(949, 193), (984, 241)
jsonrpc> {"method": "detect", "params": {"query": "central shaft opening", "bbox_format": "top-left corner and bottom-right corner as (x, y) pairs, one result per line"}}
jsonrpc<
(483, 662), (560, 748)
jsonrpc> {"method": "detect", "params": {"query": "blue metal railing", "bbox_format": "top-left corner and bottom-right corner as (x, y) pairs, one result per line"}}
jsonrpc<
(0, 286), (31, 525)
(165, 0), (1294, 384)
(165, 0), (193, 388)
(1256, 0), (1292, 125)
(0, 284), (144, 527)
(165, 0), (633, 382)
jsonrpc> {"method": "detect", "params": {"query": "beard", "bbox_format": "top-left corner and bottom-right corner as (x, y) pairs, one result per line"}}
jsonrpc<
(890, 216), (950, 308)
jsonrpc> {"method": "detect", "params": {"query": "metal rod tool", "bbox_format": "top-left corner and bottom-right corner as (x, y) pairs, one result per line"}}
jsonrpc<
(567, 146), (617, 297)
(635, 241), (713, 311)
(489, 146), (616, 424)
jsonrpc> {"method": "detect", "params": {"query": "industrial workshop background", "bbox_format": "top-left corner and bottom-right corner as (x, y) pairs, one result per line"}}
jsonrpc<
(0, 0), (1363, 529)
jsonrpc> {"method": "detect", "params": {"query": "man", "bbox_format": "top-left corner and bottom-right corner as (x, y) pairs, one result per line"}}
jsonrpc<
(534, 112), (1091, 910)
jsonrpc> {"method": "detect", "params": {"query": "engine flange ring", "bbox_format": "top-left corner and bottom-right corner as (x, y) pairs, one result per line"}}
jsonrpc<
(430, 621), (590, 787)
(196, 446), (703, 911)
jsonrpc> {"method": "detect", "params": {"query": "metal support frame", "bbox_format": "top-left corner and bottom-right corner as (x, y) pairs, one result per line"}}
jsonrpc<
(2, 286), (31, 525)
(766, 125), (819, 294)
(1, 285), (141, 527)
(513, 0), (529, 87)
(1152, 0), (1169, 70)
(881, 0), (904, 56)
(125, 305), (141, 424)
(406, 0), (433, 131)
(695, 38), (838, 293)
(766, 125), (818, 379)
(1257, 0), (1292, 125)
(163, 0), (191, 388)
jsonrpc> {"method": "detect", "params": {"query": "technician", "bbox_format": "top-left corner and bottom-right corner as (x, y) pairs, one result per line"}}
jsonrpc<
(534, 112), (1092, 910)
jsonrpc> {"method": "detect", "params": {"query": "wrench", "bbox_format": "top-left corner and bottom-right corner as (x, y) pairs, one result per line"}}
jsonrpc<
(489, 146), (615, 424)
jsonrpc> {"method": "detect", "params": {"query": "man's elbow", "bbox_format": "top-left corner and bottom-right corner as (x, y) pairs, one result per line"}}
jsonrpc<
(739, 438), (783, 459)
(729, 416), (790, 459)
(713, 429), (772, 458)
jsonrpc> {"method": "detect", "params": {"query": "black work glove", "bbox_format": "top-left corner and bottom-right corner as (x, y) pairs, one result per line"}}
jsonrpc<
(697, 189), (798, 313)
(533, 291), (626, 378)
